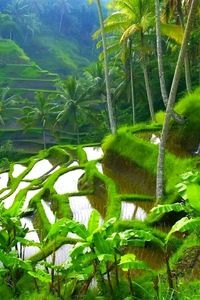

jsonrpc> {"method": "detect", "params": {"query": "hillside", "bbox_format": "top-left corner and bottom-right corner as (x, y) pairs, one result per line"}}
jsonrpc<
(23, 32), (93, 76)
(0, 0), (99, 77)
(0, 39), (59, 99)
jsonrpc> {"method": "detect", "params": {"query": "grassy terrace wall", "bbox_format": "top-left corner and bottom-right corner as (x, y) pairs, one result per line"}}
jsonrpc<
(102, 125), (198, 202)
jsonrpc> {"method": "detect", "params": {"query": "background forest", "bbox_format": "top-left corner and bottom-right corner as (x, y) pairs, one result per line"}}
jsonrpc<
(0, 0), (198, 157)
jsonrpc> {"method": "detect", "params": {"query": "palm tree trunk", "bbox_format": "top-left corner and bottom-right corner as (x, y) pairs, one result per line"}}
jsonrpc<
(156, 0), (198, 200)
(184, 52), (192, 92)
(140, 30), (155, 121)
(155, 0), (188, 124)
(177, 2), (192, 93)
(129, 40), (136, 124)
(59, 11), (64, 33)
(142, 65), (155, 121)
(155, 0), (168, 106)
(73, 110), (80, 144)
(96, 0), (116, 134)
(42, 127), (46, 149)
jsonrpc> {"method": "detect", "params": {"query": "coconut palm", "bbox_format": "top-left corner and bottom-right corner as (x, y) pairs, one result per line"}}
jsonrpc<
(55, 76), (103, 144)
(0, 13), (17, 39)
(156, 0), (198, 200)
(6, 0), (41, 40)
(20, 92), (56, 149)
(53, 0), (71, 33)
(162, 0), (195, 92)
(98, 0), (156, 121)
(155, 0), (179, 120)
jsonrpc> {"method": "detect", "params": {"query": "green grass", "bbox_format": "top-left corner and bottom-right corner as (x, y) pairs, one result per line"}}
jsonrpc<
(0, 64), (58, 79)
(102, 125), (197, 201)
(0, 39), (30, 63)
(0, 39), (59, 99)
(26, 34), (91, 75)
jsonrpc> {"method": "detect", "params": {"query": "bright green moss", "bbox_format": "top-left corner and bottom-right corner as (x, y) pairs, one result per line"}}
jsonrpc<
(172, 88), (200, 150)
(48, 146), (70, 165)
(51, 194), (72, 219)
(102, 126), (197, 201)
(29, 34), (90, 75)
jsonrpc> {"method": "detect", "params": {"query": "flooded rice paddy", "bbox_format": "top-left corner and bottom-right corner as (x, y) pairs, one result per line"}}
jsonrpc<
(0, 146), (157, 267)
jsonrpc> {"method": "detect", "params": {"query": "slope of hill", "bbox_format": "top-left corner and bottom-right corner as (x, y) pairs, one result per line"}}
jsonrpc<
(0, 39), (59, 98)
(23, 32), (93, 77)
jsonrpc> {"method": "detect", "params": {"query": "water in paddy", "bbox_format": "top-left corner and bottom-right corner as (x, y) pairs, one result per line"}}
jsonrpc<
(0, 146), (162, 268)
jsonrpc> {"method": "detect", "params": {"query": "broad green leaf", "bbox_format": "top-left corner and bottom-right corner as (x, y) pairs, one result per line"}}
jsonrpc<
(0, 251), (32, 270)
(120, 229), (164, 249)
(68, 265), (93, 280)
(121, 239), (145, 247)
(93, 232), (112, 254)
(98, 253), (114, 262)
(28, 269), (51, 283)
(187, 184), (200, 213)
(119, 254), (149, 272)
(16, 237), (40, 248)
(100, 217), (116, 234)
(88, 209), (100, 235)
(161, 24), (183, 44)
(69, 242), (90, 259)
(150, 203), (185, 216)
(166, 217), (200, 241)
(106, 232), (120, 248)
(47, 218), (88, 240)
(0, 231), (8, 249)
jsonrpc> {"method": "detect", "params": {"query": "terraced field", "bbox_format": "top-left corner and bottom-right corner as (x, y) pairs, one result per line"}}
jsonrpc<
(0, 145), (153, 265)
(0, 40), (59, 99)
(0, 63), (59, 99)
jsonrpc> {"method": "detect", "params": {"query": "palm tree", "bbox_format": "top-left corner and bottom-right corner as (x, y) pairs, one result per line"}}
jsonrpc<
(156, 0), (198, 200)
(20, 92), (56, 149)
(6, 0), (41, 40)
(0, 13), (17, 39)
(99, 0), (156, 121)
(53, 0), (71, 33)
(0, 87), (18, 126)
(55, 76), (102, 144)
(88, 0), (116, 134)
(155, 0), (187, 124)
(163, 0), (194, 92)
(155, 0), (169, 107)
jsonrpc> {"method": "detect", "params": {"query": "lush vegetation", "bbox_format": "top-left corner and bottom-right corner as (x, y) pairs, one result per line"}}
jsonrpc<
(0, 0), (199, 299)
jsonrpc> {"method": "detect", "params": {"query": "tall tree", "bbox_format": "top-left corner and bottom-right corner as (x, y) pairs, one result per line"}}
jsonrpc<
(98, 0), (156, 121)
(155, 0), (187, 124)
(88, 0), (116, 134)
(20, 92), (55, 149)
(53, 0), (71, 33)
(55, 76), (102, 144)
(156, 0), (198, 200)
(155, 0), (168, 106)
(163, 0), (193, 92)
